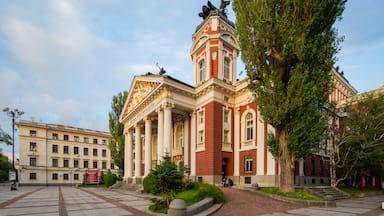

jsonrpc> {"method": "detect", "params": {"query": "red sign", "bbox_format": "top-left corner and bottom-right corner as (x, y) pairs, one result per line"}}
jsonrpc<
(85, 169), (98, 184)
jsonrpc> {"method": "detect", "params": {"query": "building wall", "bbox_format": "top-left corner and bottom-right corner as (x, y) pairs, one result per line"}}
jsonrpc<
(17, 120), (116, 185)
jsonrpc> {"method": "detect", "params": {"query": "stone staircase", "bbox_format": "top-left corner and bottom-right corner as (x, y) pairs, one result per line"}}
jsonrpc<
(306, 186), (351, 200)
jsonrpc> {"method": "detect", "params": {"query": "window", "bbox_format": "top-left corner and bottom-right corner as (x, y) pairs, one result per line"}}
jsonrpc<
(102, 149), (107, 157)
(175, 125), (183, 151)
(198, 130), (204, 143)
(199, 59), (205, 82)
(93, 161), (98, 168)
(63, 173), (69, 180)
(102, 161), (107, 169)
(93, 148), (98, 156)
(198, 110), (204, 125)
(245, 155), (253, 172)
(30, 130), (37, 137)
(84, 160), (89, 168)
(52, 144), (58, 153)
(244, 176), (251, 184)
(52, 173), (58, 180)
(102, 139), (106, 145)
(74, 173), (79, 180)
(223, 130), (230, 143)
(74, 147), (79, 155)
(63, 146), (69, 154)
(74, 136), (79, 142)
(84, 148), (89, 156)
(93, 138), (98, 144)
(30, 157), (37, 166)
(63, 159), (69, 168)
(223, 109), (229, 123)
(245, 113), (253, 141)
(30, 142), (37, 151)
(74, 160), (79, 168)
(52, 133), (58, 140)
(63, 135), (69, 141)
(52, 159), (58, 167)
(29, 173), (36, 180)
(224, 57), (230, 80)
(83, 137), (89, 143)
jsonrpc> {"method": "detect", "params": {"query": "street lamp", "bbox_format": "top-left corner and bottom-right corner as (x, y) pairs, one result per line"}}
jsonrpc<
(3, 107), (24, 190)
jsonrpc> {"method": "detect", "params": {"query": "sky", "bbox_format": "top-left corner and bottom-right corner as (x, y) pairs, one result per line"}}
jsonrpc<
(0, 0), (383, 158)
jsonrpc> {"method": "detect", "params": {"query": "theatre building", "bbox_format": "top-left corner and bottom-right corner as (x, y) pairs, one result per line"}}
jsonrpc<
(120, 7), (356, 187)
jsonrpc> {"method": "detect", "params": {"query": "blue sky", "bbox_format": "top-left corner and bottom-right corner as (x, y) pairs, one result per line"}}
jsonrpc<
(0, 0), (383, 157)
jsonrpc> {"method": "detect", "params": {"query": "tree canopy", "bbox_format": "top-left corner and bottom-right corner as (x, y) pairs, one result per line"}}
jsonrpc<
(233, 0), (346, 192)
(108, 91), (128, 175)
(331, 91), (384, 186)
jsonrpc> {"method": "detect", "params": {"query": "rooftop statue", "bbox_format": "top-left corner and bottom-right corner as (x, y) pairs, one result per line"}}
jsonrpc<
(199, 0), (230, 20)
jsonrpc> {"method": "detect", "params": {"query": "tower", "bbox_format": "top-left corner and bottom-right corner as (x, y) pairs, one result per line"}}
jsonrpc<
(190, 3), (240, 87)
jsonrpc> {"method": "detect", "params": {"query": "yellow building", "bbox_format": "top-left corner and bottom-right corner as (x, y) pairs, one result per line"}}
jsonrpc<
(17, 120), (117, 185)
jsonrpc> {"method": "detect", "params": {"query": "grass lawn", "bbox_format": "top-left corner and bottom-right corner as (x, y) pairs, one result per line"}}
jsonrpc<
(338, 186), (368, 195)
(175, 189), (203, 206)
(260, 187), (323, 201)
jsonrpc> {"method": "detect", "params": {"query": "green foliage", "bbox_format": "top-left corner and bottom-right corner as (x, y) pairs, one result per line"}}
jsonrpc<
(0, 128), (12, 146)
(335, 92), (384, 182)
(196, 183), (225, 203)
(99, 171), (105, 185)
(260, 187), (322, 201)
(108, 91), (128, 175)
(143, 175), (161, 194)
(233, 0), (346, 191)
(0, 153), (11, 182)
(146, 154), (184, 207)
(149, 198), (168, 214)
(104, 170), (118, 187)
(175, 189), (202, 206)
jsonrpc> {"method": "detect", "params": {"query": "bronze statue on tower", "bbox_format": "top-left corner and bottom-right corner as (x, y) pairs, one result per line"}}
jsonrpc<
(199, 0), (230, 19)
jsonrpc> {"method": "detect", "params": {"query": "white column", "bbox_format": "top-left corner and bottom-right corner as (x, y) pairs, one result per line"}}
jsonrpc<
(164, 105), (172, 156)
(299, 159), (304, 176)
(257, 111), (264, 175)
(144, 117), (152, 176)
(234, 107), (240, 176)
(157, 108), (164, 163)
(134, 124), (141, 177)
(124, 129), (133, 179)
(190, 111), (196, 176)
(183, 117), (189, 168)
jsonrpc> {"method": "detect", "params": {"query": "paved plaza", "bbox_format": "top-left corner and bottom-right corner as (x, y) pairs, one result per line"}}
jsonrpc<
(1, 185), (384, 216)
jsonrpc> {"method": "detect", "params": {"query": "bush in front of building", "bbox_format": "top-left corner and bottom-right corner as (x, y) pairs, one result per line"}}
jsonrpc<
(104, 170), (118, 187)
(196, 183), (225, 203)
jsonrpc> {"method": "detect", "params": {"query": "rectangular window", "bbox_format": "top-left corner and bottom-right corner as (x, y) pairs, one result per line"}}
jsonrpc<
(30, 130), (37, 137)
(52, 133), (58, 140)
(198, 130), (204, 143)
(102, 149), (107, 157)
(198, 111), (204, 125)
(30, 157), (37, 166)
(74, 136), (79, 142)
(84, 137), (89, 143)
(73, 147), (79, 155)
(63, 146), (69, 154)
(63, 173), (69, 180)
(84, 160), (89, 168)
(93, 161), (98, 168)
(224, 57), (230, 80)
(63, 159), (69, 168)
(63, 135), (69, 141)
(52, 173), (58, 180)
(84, 148), (89, 156)
(223, 130), (229, 143)
(74, 173), (79, 180)
(102, 139), (107, 145)
(29, 173), (37, 180)
(93, 148), (98, 156)
(93, 138), (98, 144)
(244, 176), (251, 184)
(102, 161), (107, 169)
(52, 158), (58, 167)
(30, 142), (37, 152)
(223, 109), (229, 123)
(245, 155), (253, 172)
(52, 144), (58, 153)
(74, 160), (79, 168)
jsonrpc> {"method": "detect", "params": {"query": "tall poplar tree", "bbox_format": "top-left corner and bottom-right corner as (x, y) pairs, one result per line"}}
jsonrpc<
(108, 91), (128, 175)
(233, 0), (346, 192)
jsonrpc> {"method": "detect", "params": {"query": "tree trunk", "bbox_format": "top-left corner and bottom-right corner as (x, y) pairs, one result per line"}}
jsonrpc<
(277, 128), (295, 192)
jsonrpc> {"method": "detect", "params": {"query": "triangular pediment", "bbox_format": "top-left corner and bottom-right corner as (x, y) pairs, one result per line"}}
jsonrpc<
(120, 77), (162, 122)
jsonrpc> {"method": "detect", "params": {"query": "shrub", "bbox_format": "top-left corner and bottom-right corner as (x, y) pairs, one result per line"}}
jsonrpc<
(197, 183), (225, 203)
(104, 170), (117, 187)
(149, 198), (168, 214)
(143, 175), (161, 194)
(183, 179), (197, 190)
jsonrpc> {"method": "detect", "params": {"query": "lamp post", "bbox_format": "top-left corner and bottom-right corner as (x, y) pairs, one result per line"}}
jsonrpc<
(3, 107), (24, 190)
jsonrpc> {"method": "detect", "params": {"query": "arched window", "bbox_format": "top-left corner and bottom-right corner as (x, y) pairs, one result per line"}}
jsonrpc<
(176, 125), (183, 151)
(199, 59), (205, 82)
(245, 113), (253, 141)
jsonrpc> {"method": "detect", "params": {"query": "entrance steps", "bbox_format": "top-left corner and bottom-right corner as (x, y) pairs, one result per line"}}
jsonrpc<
(306, 186), (351, 200)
